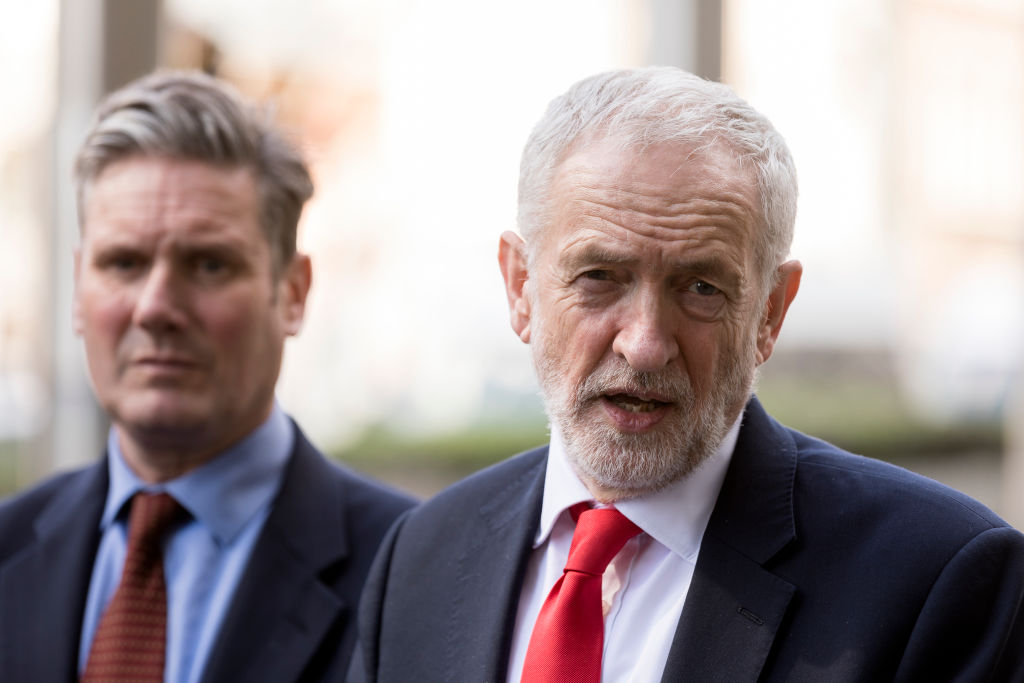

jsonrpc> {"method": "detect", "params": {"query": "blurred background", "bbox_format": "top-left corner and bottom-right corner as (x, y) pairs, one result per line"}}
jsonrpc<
(1, 0), (1022, 522)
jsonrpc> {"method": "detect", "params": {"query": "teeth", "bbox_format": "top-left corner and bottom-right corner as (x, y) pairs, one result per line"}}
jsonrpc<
(613, 398), (658, 413)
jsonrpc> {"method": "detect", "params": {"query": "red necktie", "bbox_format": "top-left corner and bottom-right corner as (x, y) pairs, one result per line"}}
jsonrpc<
(82, 492), (184, 682)
(521, 504), (642, 683)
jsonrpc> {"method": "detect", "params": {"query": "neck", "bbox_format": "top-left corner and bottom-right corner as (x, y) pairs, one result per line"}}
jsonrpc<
(115, 427), (234, 483)
(112, 406), (274, 483)
(580, 479), (648, 505)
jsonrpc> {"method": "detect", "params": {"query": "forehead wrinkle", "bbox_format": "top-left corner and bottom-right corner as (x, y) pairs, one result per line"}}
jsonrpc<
(85, 175), (261, 244)
(555, 143), (759, 227)
(545, 146), (761, 285)
(85, 157), (259, 217)
(558, 233), (643, 269)
(558, 227), (746, 285)
(570, 192), (751, 247)
(84, 208), (258, 251)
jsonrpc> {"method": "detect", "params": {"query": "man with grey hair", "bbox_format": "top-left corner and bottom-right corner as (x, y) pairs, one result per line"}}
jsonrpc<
(0, 70), (413, 682)
(351, 67), (1024, 681)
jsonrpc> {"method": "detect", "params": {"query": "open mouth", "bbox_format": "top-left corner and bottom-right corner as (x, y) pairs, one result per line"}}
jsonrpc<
(605, 393), (671, 413)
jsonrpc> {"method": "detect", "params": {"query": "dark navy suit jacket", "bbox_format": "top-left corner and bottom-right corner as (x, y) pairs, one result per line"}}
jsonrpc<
(352, 398), (1024, 682)
(0, 422), (415, 682)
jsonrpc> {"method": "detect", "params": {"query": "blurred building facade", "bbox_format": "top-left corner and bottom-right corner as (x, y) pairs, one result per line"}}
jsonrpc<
(1, 0), (1021, 519)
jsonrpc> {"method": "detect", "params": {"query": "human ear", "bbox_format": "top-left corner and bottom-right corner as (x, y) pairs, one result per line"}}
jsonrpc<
(279, 253), (312, 336)
(498, 231), (532, 344)
(755, 260), (802, 365)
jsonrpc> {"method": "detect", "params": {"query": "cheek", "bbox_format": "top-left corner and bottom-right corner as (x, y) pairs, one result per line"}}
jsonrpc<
(537, 287), (619, 373)
(558, 313), (619, 377)
(706, 317), (757, 374)
(78, 290), (132, 344)
(203, 304), (263, 347)
(200, 299), (283, 366)
(677, 318), (745, 384)
(77, 300), (132, 387)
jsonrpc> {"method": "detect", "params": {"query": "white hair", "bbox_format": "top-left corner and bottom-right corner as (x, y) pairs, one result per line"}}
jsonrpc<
(517, 66), (797, 291)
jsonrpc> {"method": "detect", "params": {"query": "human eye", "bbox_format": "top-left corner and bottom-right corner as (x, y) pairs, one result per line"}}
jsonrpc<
(196, 255), (226, 274)
(680, 279), (726, 319)
(581, 269), (613, 282)
(113, 255), (141, 271)
(95, 249), (146, 278)
(188, 250), (238, 282)
(573, 268), (625, 294)
(688, 280), (720, 296)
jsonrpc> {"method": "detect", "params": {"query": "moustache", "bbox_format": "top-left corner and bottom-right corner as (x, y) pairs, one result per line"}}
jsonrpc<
(575, 363), (694, 405)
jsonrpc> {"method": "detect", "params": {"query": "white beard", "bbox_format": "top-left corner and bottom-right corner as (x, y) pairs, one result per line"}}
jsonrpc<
(531, 314), (757, 500)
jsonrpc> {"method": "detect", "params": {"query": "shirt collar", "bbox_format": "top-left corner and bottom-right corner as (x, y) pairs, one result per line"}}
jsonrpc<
(100, 403), (294, 545)
(536, 412), (741, 564)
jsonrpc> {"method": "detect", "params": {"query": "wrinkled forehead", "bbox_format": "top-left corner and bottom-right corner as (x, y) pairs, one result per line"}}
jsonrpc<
(518, 137), (765, 296)
(544, 137), (760, 232)
(80, 153), (259, 213)
(78, 156), (263, 243)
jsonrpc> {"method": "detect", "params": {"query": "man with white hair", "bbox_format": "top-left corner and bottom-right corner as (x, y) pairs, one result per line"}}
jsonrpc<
(350, 66), (1024, 682)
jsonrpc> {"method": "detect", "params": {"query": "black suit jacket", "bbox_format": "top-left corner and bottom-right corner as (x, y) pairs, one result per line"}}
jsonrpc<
(352, 398), (1024, 682)
(0, 422), (415, 682)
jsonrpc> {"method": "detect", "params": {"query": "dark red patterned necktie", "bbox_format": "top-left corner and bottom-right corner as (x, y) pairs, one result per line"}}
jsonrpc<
(521, 504), (642, 683)
(82, 492), (184, 681)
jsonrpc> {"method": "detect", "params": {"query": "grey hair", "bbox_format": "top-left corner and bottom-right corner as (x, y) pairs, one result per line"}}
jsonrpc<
(517, 66), (797, 293)
(74, 70), (313, 272)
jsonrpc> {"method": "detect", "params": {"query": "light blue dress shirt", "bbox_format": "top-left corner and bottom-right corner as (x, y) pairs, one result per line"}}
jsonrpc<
(78, 404), (293, 683)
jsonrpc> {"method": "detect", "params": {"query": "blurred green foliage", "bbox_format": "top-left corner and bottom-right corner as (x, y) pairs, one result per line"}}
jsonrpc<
(755, 373), (1001, 461)
(337, 419), (549, 471)
(0, 441), (17, 497)
(336, 350), (1003, 488)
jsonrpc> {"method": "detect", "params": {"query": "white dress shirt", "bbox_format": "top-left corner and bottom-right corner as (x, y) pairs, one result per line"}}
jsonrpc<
(506, 416), (741, 682)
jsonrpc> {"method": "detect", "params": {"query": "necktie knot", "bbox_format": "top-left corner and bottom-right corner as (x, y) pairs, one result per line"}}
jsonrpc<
(563, 506), (642, 576)
(126, 492), (185, 557)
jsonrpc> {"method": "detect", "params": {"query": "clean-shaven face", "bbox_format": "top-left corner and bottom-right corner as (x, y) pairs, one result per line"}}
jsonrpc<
(75, 156), (307, 477)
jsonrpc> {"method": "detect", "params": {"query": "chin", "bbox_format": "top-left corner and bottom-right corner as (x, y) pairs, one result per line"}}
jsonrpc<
(559, 395), (732, 497)
(116, 400), (211, 440)
(564, 423), (692, 493)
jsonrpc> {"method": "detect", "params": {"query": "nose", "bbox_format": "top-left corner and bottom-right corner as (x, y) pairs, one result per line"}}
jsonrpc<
(612, 290), (680, 372)
(132, 262), (188, 333)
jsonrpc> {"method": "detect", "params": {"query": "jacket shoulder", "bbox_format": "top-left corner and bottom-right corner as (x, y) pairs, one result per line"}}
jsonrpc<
(404, 445), (547, 521)
(285, 424), (417, 540)
(790, 428), (1008, 532)
(321, 456), (417, 536)
(0, 466), (100, 561)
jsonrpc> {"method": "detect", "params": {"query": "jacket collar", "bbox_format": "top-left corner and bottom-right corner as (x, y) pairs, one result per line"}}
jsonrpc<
(200, 422), (354, 683)
(660, 396), (799, 682)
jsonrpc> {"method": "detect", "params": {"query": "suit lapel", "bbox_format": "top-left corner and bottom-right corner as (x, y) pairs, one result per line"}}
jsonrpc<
(661, 537), (796, 681)
(661, 398), (798, 682)
(0, 464), (107, 682)
(444, 449), (547, 682)
(200, 430), (350, 683)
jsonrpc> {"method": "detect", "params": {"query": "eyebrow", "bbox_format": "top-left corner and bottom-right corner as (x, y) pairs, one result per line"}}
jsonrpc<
(87, 229), (254, 251)
(560, 244), (740, 282)
(560, 245), (639, 270)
